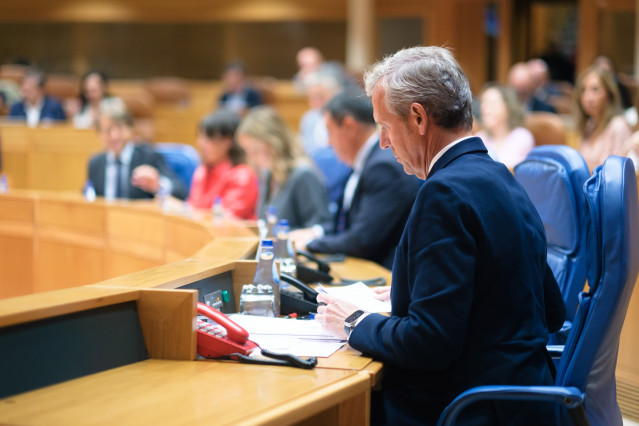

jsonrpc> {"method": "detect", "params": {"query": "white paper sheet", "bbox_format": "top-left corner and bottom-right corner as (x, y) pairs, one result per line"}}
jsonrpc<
(317, 282), (391, 313)
(228, 314), (346, 357)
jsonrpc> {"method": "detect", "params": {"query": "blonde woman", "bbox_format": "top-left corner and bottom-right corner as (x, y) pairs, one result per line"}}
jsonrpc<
(237, 106), (330, 229)
(575, 65), (632, 171)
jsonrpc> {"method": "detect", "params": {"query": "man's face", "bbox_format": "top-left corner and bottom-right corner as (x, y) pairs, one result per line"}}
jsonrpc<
(97, 115), (129, 156)
(21, 77), (42, 105)
(324, 112), (357, 166)
(372, 86), (423, 178)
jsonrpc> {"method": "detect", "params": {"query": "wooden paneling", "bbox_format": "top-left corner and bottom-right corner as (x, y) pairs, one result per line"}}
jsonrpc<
(36, 239), (104, 293)
(0, 125), (102, 192)
(0, 235), (33, 298)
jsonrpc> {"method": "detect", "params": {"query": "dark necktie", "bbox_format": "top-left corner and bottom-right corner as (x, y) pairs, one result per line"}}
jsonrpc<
(114, 157), (124, 199)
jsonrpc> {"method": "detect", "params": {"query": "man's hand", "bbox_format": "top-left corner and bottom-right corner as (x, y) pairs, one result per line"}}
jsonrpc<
(289, 227), (318, 252)
(372, 286), (391, 302)
(131, 165), (161, 194)
(315, 293), (359, 340)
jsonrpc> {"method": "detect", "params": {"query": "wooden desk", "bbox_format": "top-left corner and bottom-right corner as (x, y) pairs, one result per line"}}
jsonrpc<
(0, 360), (370, 426)
(0, 285), (370, 426)
(0, 191), (256, 299)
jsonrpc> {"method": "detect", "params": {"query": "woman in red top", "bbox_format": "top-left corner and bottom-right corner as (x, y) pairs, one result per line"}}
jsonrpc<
(187, 109), (258, 219)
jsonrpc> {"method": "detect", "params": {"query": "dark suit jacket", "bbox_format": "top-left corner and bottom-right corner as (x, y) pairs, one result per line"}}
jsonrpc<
(88, 144), (188, 200)
(9, 97), (67, 122)
(307, 142), (420, 269)
(349, 137), (565, 425)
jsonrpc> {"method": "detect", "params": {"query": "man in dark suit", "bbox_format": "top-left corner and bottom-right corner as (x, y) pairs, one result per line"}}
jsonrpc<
(290, 90), (420, 270)
(316, 47), (565, 425)
(9, 70), (66, 126)
(88, 103), (187, 201)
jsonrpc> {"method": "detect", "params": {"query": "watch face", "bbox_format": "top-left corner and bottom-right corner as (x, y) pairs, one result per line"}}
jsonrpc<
(345, 309), (365, 325)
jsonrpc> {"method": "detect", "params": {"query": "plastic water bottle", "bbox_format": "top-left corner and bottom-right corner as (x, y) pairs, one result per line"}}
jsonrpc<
(83, 180), (96, 202)
(240, 239), (281, 316)
(264, 205), (278, 240)
(275, 219), (297, 285)
(156, 184), (170, 211)
(0, 174), (8, 194)
(256, 205), (278, 259)
(212, 196), (224, 223)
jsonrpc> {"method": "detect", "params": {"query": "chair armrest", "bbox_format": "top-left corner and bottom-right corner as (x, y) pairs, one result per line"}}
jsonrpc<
(436, 385), (584, 426)
(547, 344), (564, 359)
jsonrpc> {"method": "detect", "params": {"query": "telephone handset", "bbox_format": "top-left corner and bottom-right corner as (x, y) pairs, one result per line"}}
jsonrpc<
(197, 302), (318, 369)
(196, 302), (258, 358)
(295, 250), (334, 284)
(280, 273), (320, 316)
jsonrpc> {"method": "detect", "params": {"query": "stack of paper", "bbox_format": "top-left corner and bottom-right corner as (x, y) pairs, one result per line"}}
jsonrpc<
(228, 314), (345, 358)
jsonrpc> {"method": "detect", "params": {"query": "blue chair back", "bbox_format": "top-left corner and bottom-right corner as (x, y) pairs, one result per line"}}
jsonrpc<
(556, 155), (639, 425)
(514, 145), (590, 322)
(155, 143), (200, 190)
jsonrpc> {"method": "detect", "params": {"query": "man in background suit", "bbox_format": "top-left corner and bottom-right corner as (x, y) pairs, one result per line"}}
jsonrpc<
(88, 103), (187, 200)
(315, 47), (565, 425)
(9, 70), (66, 127)
(290, 90), (420, 269)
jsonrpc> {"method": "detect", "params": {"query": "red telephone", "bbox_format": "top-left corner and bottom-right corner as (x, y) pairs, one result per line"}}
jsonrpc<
(196, 303), (258, 358)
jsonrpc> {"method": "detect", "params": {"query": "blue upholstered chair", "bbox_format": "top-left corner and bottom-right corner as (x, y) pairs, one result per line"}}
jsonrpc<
(155, 143), (200, 190)
(514, 146), (591, 343)
(437, 155), (639, 426)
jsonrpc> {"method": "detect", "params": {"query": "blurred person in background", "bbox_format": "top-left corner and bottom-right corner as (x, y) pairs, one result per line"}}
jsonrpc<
(69, 70), (118, 129)
(217, 61), (262, 116)
(575, 65), (632, 171)
(476, 84), (535, 169)
(88, 102), (187, 200)
(237, 106), (330, 229)
(187, 109), (258, 219)
(298, 71), (351, 210)
(9, 69), (66, 127)
(507, 62), (556, 113)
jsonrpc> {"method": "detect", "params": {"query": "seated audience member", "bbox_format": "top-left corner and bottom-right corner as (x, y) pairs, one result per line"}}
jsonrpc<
(69, 70), (118, 129)
(187, 109), (258, 219)
(527, 58), (573, 114)
(236, 106), (330, 229)
(575, 65), (632, 171)
(298, 71), (352, 207)
(88, 103), (188, 200)
(315, 46), (565, 425)
(508, 62), (556, 113)
(9, 69), (66, 126)
(217, 61), (262, 116)
(293, 47), (325, 93)
(593, 54), (635, 110)
(290, 90), (420, 269)
(476, 84), (534, 169)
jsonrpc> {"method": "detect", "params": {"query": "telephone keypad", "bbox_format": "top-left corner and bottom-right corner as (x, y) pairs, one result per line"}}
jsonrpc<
(197, 319), (227, 339)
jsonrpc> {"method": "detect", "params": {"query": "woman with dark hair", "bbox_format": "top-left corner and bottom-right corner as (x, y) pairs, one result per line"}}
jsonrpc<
(575, 65), (632, 171)
(72, 70), (117, 129)
(187, 109), (259, 219)
(475, 83), (534, 169)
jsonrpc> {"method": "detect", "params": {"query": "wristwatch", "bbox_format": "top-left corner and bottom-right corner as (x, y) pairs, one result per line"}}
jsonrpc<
(344, 310), (366, 338)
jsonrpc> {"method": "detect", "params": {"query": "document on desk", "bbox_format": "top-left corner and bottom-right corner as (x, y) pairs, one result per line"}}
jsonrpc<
(228, 314), (346, 357)
(318, 282), (392, 313)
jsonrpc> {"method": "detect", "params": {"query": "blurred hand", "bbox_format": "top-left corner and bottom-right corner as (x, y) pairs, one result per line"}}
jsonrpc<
(315, 293), (359, 340)
(289, 228), (318, 252)
(131, 165), (161, 194)
(371, 286), (391, 302)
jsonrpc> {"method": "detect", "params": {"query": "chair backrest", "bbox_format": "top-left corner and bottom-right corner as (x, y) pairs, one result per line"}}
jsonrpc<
(514, 145), (591, 321)
(525, 112), (567, 146)
(155, 143), (200, 190)
(556, 156), (639, 426)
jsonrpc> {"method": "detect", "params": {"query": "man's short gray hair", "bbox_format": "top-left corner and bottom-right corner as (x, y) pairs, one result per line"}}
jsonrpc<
(364, 46), (473, 131)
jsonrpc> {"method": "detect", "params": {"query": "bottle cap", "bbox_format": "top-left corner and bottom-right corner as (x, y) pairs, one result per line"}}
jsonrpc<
(278, 219), (289, 227)
(261, 239), (274, 248)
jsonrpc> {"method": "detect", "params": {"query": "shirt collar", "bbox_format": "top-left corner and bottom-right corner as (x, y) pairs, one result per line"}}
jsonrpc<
(427, 135), (475, 176)
(107, 142), (134, 164)
(352, 132), (379, 174)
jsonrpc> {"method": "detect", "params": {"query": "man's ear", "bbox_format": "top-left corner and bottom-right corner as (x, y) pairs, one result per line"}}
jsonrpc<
(409, 103), (428, 135)
(342, 115), (358, 135)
